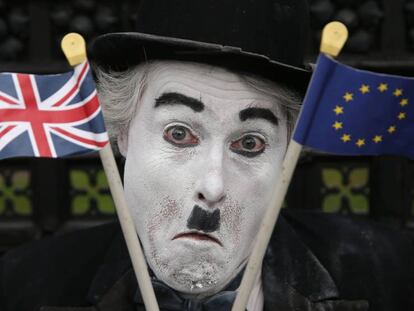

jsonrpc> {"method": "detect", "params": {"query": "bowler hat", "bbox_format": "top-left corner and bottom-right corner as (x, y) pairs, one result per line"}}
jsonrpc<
(91, 0), (312, 93)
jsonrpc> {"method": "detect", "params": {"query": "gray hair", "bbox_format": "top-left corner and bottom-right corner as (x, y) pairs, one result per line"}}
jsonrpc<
(95, 62), (151, 146)
(238, 72), (301, 138)
(95, 61), (302, 150)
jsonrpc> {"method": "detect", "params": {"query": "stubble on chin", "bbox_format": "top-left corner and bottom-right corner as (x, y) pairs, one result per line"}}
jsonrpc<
(144, 197), (181, 275)
(143, 196), (247, 296)
(169, 255), (220, 294)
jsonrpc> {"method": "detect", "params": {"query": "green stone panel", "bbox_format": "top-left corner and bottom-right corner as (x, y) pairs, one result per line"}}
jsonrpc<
(0, 170), (32, 216)
(321, 166), (369, 215)
(70, 169), (115, 216)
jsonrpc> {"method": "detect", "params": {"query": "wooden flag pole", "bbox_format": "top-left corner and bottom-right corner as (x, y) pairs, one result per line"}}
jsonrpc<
(61, 33), (160, 311)
(231, 22), (348, 311)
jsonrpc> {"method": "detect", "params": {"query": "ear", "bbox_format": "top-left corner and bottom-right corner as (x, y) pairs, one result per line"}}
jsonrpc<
(117, 131), (128, 157)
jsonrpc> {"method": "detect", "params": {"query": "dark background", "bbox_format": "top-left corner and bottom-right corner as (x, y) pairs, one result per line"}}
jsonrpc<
(1, 0), (414, 253)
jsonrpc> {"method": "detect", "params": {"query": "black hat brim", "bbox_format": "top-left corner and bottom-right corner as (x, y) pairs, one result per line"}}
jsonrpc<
(90, 32), (312, 95)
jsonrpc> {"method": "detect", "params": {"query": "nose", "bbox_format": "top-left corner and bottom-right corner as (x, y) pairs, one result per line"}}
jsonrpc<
(195, 147), (226, 207)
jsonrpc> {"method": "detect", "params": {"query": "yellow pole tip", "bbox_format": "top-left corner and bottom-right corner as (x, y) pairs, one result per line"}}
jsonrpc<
(320, 21), (349, 57)
(61, 33), (87, 66)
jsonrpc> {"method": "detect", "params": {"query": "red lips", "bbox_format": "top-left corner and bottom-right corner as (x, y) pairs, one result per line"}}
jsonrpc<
(172, 231), (222, 246)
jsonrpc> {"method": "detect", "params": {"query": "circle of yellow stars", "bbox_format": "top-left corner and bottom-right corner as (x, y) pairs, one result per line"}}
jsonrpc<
(332, 83), (409, 148)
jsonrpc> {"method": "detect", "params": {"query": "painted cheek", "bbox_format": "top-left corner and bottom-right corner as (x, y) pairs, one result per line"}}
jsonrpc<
(147, 197), (182, 240)
(146, 197), (184, 262)
(220, 198), (244, 247)
(220, 168), (275, 251)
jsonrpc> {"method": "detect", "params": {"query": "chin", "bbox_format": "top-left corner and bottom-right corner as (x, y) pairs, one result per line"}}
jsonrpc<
(147, 243), (235, 296)
(166, 261), (221, 295)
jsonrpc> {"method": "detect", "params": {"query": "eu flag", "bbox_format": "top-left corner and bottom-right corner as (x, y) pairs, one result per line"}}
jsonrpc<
(293, 54), (414, 158)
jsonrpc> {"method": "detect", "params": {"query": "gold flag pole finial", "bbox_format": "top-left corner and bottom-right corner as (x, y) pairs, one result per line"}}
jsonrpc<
(320, 21), (348, 57)
(61, 33), (87, 66)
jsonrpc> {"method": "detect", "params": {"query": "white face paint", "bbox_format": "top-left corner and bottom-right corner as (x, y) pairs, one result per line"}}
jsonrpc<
(119, 61), (288, 297)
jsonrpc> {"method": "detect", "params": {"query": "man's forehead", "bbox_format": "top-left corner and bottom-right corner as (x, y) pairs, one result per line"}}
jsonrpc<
(145, 60), (281, 113)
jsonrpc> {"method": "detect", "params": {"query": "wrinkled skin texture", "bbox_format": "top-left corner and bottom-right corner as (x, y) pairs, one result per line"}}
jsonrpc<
(118, 61), (288, 298)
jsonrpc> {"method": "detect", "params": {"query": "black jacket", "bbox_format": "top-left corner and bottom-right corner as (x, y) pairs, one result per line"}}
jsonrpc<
(1, 209), (413, 311)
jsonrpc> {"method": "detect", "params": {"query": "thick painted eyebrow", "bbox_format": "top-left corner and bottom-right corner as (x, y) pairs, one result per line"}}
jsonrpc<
(154, 92), (204, 112)
(239, 107), (279, 126)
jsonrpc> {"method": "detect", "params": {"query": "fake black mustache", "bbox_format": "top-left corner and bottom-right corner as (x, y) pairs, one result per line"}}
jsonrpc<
(186, 205), (220, 233)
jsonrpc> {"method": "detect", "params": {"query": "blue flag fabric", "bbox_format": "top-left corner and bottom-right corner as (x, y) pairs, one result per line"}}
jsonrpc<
(293, 53), (414, 158)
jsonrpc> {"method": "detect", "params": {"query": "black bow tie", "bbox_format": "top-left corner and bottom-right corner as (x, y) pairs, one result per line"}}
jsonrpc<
(134, 272), (246, 311)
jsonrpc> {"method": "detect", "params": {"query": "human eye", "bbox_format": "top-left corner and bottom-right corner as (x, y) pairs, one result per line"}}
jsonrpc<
(163, 124), (199, 147)
(230, 134), (266, 157)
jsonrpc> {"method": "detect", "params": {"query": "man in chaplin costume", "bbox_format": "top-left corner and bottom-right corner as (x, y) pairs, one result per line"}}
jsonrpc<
(1, 0), (414, 310)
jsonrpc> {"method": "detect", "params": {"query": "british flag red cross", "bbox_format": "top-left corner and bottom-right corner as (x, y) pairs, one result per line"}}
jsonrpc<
(0, 61), (109, 160)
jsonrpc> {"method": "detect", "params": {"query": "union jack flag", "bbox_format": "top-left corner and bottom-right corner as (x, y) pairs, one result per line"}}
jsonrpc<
(0, 61), (109, 160)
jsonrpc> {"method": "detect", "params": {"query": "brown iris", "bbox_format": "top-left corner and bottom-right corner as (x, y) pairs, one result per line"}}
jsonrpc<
(164, 125), (198, 147)
(230, 134), (266, 157)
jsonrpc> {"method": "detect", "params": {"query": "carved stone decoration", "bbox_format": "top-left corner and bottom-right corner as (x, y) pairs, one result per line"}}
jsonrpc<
(0, 3), (29, 61)
(0, 166), (32, 218)
(69, 167), (114, 218)
(50, 0), (125, 59)
(320, 164), (370, 215)
(309, 0), (384, 54)
(405, 0), (414, 50)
